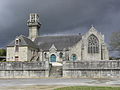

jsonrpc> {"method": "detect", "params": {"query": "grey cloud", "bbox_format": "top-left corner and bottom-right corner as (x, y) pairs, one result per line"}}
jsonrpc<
(0, 0), (120, 48)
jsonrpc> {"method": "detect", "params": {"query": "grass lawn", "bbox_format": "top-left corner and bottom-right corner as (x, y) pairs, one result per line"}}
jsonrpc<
(54, 86), (120, 90)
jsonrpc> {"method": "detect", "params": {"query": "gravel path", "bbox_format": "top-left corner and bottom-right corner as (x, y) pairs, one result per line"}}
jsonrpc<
(0, 78), (119, 90)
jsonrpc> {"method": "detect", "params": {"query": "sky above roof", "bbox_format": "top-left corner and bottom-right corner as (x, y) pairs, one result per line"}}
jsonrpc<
(0, 0), (120, 48)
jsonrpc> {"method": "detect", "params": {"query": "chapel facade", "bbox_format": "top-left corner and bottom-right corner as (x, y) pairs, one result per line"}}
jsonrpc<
(6, 13), (109, 62)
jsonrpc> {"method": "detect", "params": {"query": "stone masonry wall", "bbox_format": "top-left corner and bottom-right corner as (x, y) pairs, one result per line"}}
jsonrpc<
(63, 60), (120, 78)
(0, 61), (49, 78)
(1, 60), (120, 78)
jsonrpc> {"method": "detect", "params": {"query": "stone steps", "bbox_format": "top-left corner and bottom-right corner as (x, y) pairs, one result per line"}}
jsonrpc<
(30, 55), (39, 61)
(49, 66), (63, 77)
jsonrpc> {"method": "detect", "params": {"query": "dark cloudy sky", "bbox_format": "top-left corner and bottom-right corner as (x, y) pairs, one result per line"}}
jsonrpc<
(0, 0), (120, 48)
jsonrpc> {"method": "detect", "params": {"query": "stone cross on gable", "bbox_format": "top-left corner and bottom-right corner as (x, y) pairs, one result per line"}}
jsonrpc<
(89, 25), (96, 32)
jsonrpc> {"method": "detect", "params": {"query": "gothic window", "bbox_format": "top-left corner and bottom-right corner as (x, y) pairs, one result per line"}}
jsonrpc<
(59, 52), (63, 58)
(88, 34), (99, 53)
(71, 54), (77, 61)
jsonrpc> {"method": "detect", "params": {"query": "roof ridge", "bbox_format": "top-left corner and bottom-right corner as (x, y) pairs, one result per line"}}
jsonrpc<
(19, 35), (31, 40)
(36, 34), (81, 38)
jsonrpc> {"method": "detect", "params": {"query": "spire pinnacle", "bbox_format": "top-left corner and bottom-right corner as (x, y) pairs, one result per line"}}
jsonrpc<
(89, 25), (96, 31)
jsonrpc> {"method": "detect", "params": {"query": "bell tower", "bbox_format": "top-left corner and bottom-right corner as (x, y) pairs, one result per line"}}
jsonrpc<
(27, 13), (41, 41)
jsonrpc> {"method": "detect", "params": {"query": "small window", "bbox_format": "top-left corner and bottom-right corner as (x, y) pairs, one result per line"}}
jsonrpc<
(59, 52), (63, 58)
(15, 40), (19, 45)
(15, 39), (21, 45)
(44, 53), (47, 58)
(15, 56), (19, 61)
(71, 54), (77, 61)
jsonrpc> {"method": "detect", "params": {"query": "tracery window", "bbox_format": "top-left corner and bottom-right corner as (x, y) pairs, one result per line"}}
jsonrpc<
(88, 34), (99, 53)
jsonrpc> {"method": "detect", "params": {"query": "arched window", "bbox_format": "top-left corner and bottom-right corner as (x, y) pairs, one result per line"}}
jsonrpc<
(71, 54), (77, 61)
(59, 52), (63, 58)
(50, 54), (56, 62)
(88, 34), (99, 53)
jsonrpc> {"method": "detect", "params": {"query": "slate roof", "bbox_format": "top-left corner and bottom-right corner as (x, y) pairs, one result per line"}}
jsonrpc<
(7, 35), (38, 49)
(34, 35), (82, 51)
(7, 34), (82, 51)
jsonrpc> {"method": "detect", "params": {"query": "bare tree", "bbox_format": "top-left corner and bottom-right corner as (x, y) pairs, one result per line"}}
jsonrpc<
(110, 32), (120, 56)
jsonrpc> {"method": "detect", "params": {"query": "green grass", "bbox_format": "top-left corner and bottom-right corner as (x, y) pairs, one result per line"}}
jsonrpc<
(54, 86), (120, 90)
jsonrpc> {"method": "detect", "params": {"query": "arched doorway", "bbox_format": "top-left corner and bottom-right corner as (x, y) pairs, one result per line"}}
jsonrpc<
(50, 54), (56, 62)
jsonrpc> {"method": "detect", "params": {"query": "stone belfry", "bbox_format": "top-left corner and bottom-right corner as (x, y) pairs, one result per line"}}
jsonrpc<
(27, 13), (41, 41)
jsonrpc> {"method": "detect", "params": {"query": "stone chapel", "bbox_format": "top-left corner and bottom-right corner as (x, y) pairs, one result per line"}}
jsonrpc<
(6, 13), (109, 62)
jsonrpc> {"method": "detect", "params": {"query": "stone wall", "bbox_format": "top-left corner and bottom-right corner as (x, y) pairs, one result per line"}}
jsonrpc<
(1, 60), (120, 78)
(0, 61), (49, 78)
(7, 46), (28, 61)
(63, 60), (120, 78)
